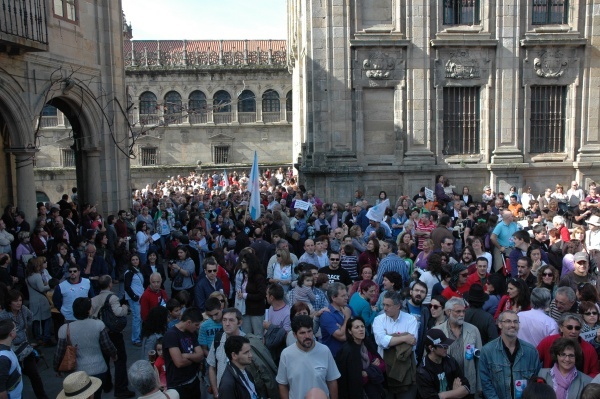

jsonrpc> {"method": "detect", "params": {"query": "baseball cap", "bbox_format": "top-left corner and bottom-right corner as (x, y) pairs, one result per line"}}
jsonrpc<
(574, 252), (589, 263)
(424, 329), (454, 348)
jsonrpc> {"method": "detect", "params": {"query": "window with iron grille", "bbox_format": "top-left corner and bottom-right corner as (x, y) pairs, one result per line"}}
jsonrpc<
(262, 90), (280, 112)
(189, 91), (207, 123)
(530, 86), (566, 153)
(213, 91), (232, 113)
(532, 0), (567, 25)
(443, 87), (480, 155)
(238, 90), (256, 112)
(54, 0), (77, 22)
(139, 92), (158, 124)
(213, 146), (229, 164)
(140, 147), (158, 166)
(60, 148), (75, 167)
(443, 0), (480, 25)
(164, 91), (182, 124)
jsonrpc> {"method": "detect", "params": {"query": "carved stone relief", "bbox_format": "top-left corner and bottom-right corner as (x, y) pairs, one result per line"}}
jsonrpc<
(533, 49), (568, 78)
(445, 50), (481, 79)
(523, 47), (580, 85)
(353, 47), (405, 86)
(362, 51), (396, 79)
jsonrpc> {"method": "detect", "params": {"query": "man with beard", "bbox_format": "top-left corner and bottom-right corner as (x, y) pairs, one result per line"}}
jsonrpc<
(277, 315), (340, 399)
(402, 281), (430, 361)
(479, 311), (541, 399)
(433, 298), (482, 398)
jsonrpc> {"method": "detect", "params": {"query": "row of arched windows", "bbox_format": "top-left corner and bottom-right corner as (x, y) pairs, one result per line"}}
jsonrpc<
(138, 89), (292, 116)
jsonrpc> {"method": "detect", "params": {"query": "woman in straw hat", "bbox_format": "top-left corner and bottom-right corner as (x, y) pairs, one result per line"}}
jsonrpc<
(57, 371), (102, 399)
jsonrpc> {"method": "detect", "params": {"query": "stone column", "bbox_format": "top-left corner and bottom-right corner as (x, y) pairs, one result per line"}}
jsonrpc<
(256, 97), (263, 123)
(85, 148), (102, 211)
(279, 97), (286, 122)
(9, 148), (38, 225)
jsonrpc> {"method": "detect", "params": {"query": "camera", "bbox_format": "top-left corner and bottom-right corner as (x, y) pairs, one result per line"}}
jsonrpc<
(169, 260), (175, 265)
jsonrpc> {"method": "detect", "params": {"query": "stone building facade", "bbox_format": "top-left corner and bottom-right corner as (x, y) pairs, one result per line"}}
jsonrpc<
(35, 33), (293, 196)
(0, 0), (129, 218)
(287, 0), (600, 204)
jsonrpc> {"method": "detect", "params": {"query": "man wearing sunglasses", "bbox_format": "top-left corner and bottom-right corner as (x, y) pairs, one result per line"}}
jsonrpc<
(416, 328), (470, 399)
(194, 257), (225, 312)
(52, 265), (94, 322)
(536, 313), (599, 377)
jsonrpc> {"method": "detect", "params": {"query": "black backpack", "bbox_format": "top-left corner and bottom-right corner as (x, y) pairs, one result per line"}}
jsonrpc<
(100, 294), (127, 333)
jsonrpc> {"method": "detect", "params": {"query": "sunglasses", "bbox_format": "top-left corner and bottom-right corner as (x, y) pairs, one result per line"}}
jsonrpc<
(435, 344), (449, 349)
(563, 325), (582, 331)
(68, 270), (79, 274)
(430, 305), (442, 310)
(584, 312), (599, 316)
(330, 258), (340, 261)
(542, 272), (554, 277)
(276, 254), (281, 257)
(206, 269), (217, 274)
(459, 273), (469, 277)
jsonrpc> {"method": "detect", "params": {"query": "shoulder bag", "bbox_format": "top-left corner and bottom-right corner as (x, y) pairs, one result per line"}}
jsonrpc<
(58, 323), (77, 372)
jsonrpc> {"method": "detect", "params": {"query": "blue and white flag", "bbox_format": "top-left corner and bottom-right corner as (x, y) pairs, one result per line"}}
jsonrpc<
(223, 169), (230, 188)
(248, 151), (261, 220)
(366, 199), (389, 222)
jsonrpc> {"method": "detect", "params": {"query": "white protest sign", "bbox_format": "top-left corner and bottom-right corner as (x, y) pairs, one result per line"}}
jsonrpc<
(294, 200), (311, 211)
(425, 188), (434, 202)
(581, 329), (598, 343)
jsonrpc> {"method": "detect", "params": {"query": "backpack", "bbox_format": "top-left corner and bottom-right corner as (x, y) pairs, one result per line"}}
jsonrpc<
(100, 294), (127, 333)
(264, 324), (287, 364)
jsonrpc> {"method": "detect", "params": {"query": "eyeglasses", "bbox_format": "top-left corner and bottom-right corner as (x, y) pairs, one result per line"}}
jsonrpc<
(542, 272), (554, 277)
(435, 344), (449, 349)
(68, 270), (79, 274)
(564, 325), (582, 331)
(558, 353), (576, 359)
(206, 269), (217, 274)
(501, 319), (520, 325)
(584, 312), (599, 316)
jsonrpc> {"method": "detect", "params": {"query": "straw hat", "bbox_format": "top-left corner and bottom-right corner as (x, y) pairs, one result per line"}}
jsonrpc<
(57, 371), (102, 399)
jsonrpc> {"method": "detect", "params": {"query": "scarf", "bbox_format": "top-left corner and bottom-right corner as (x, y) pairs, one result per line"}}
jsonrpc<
(360, 342), (370, 369)
(551, 364), (577, 399)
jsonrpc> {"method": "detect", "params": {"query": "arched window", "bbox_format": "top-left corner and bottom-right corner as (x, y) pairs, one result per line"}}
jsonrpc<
(139, 92), (158, 124)
(286, 90), (292, 111)
(164, 91), (182, 123)
(213, 90), (231, 113)
(237, 90), (256, 113)
(189, 91), (207, 123)
(262, 90), (280, 112)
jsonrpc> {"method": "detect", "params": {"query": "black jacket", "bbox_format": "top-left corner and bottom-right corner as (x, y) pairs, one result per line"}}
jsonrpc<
(416, 353), (470, 399)
(218, 362), (254, 399)
(335, 338), (384, 399)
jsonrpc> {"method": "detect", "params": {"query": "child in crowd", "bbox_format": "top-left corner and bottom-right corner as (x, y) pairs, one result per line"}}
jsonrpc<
(153, 338), (167, 389)
(340, 244), (359, 282)
(292, 272), (315, 311)
(166, 298), (182, 328)
(306, 216), (316, 240)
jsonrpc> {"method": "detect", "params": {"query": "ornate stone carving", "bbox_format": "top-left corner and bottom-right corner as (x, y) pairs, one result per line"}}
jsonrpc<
(533, 49), (568, 78)
(445, 50), (480, 79)
(362, 51), (396, 79)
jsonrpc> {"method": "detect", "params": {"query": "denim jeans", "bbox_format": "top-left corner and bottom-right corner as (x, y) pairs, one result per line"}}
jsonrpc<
(33, 318), (53, 343)
(128, 299), (141, 344)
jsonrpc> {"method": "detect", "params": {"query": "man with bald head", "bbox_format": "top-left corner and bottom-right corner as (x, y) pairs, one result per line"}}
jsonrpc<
(140, 272), (168, 321)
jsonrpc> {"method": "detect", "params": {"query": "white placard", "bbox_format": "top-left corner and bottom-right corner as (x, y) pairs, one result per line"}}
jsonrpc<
(151, 233), (161, 241)
(294, 200), (311, 211)
(581, 329), (598, 343)
(425, 188), (434, 202)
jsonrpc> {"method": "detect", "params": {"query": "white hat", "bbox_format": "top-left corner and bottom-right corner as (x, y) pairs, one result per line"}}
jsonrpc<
(57, 372), (102, 399)
(588, 215), (600, 227)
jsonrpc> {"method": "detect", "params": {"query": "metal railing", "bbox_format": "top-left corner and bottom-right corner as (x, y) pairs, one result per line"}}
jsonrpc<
(286, 111), (293, 122)
(0, 0), (48, 44)
(189, 113), (208, 124)
(443, 86), (480, 155)
(213, 146), (229, 164)
(530, 86), (566, 153)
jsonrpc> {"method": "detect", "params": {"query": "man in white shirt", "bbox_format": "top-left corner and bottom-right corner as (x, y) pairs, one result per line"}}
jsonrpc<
(277, 315), (340, 399)
(517, 287), (558, 347)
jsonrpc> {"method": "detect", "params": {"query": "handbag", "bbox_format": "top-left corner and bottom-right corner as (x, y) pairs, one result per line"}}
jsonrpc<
(173, 272), (184, 288)
(58, 323), (77, 372)
(11, 341), (34, 362)
(100, 294), (127, 333)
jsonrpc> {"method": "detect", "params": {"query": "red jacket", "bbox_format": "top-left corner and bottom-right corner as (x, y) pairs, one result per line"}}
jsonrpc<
(493, 295), (531, 320)
(537, 334), (599, 377)
(140, 286), (169, 321)
(465, 272), (488, 291)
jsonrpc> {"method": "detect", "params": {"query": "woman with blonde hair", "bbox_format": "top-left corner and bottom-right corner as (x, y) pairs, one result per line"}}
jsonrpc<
(267, 247), (296, 294)
(349, 224), (366, 253)
(571, 226), (586, 249)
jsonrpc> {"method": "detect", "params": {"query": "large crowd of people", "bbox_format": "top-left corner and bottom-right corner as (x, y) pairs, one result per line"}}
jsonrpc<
(1, 169), (600, 399)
